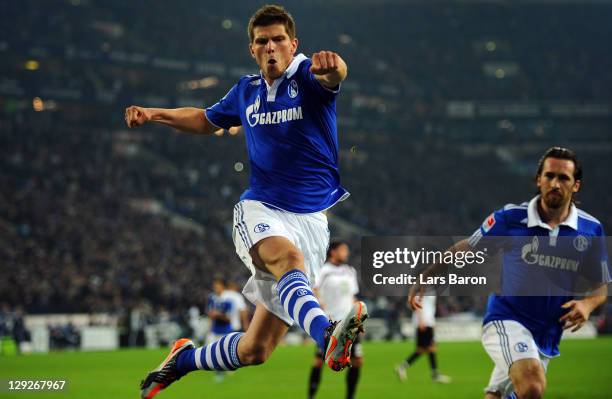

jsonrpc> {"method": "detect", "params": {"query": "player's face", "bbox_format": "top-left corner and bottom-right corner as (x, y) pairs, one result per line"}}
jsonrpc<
(250, 24), (298, 83)
(332, 244), (350, 264)
(213, 281), (224, 295)
(537, 158), (580, 209)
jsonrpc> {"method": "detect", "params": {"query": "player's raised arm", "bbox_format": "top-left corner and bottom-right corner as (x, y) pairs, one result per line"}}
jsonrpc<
(310, 51), (347, 88)
(124, 106), (220, 135)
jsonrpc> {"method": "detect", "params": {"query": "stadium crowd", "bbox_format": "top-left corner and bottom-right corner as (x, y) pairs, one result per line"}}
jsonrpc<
(1, 1), (610, 330)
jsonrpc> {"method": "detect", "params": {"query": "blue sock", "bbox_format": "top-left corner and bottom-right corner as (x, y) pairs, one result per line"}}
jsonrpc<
(176, 332), (244, 375)
(505, 393), (518, 399)
(277, 269), (331, 351)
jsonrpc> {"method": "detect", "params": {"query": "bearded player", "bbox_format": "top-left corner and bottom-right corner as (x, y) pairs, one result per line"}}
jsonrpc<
(410, 147), (609, 399)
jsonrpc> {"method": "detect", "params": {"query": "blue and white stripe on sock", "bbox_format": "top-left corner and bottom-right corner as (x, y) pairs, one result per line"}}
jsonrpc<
(277, 269), (330, 351)
(505, 392), (518, 399)
(176, 332), (244, 375)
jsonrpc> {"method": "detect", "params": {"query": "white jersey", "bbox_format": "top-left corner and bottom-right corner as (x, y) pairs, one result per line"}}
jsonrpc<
(221, 290), (247, 331)
(315, 262), (359, 321)
(412, 294), (436, 327)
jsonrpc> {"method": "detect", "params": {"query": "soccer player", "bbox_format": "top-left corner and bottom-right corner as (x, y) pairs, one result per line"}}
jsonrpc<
(125, 5), (368, 398)
(206, 278), (233, 382)
(308, 240), (362, 399)
(223, 280), (250, 333)
(409, 147), (610, 399)
(395, 291), (451, 384)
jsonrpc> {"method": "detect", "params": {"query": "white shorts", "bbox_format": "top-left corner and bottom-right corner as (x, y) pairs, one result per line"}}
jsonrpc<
(482, 320), (551, 396)
(232, 200), (330, 325)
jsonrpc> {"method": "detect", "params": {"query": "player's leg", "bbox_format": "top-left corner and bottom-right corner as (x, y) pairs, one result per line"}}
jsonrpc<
(346, 335), (363, 399)
(395, 328), (425, 381)
(251, 235), (332, 351)
(308, 347), (324, 399)
(508, 359), (546, 399)
(139, 303), (288, 399)
(179, 303), (289, 369)
(235, 302), (289, 365)
(481, 320), (544, 399)
(237, 201), (367, 370)
(483, 364), (509, 399)
(426, 332), (451, 384)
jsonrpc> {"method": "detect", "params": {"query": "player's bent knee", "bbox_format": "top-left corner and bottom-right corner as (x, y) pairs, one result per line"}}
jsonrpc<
(267, 248), (305, 275)
(511, 360), (546, 399)
(351, 357), (363, 367)
(313, 357), (324, 368)
(239, 341), (274, 365)
(515, 381), (545, 399)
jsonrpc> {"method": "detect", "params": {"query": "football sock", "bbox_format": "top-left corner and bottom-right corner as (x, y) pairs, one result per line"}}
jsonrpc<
(428, 352), (438, 374)
(404, 351), (421, 366)
(176, 332), (244, 375)
(308, 365), (322, 399)
(278, 269), (330, 351)
(505, 393), (518, 399)
(346, 365), (361, 399)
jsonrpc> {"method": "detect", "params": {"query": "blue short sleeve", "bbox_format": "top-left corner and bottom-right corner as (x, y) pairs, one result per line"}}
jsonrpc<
(205, 84), (242, 129)
(467, 208), (508, 251)
(299, 59), (340, 101)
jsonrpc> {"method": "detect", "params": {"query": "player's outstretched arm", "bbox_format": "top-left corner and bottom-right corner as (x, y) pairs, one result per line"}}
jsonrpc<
(310, 51), (348, 89)
(124, 106), (219, 135)
(559, 284), (608, 332)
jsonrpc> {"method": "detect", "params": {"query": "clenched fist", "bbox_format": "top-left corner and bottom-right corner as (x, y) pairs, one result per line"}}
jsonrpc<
(310, 51), (341, 76)
(124, 105), (151, 128)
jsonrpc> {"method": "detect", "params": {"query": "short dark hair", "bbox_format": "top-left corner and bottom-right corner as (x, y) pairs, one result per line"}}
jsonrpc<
(326, 239), (347, 260)
(248, 5), (296, 43)
(535, 146), (582, 182)
(534, 147), (582, 203)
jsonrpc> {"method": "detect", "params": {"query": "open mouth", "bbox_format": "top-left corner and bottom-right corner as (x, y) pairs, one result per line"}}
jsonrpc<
(267, 59), (277, 65)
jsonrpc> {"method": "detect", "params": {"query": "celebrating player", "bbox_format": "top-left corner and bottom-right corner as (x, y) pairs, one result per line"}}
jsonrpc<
(308, 240), (363, 399)
(410, 147), (610, 399)
(395, 291), (451, 384)
(125, 5), (368, 399)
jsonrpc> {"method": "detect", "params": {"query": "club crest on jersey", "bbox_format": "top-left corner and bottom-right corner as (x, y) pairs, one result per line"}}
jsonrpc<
(254, 223), (270, 233)
(573, 235), (589, 252)
(288, 80), (298, 98)
(296, 288), (308, 297)
(514, 342), (529, 353)
(482, 213), (496, 233)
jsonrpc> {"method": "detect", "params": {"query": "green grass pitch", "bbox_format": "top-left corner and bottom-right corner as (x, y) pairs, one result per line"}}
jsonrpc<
(1, 338), (611, 398)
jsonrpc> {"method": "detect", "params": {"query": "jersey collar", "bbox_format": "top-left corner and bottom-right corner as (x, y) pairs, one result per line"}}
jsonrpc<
(527, 195), (578, 230)
(261, 53), (307, 89)
(261, 53), (307, 101)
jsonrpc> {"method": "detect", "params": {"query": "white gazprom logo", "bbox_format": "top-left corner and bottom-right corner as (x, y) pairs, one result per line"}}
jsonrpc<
(245, 95), (303, 127)
(521, 235), (579, 271)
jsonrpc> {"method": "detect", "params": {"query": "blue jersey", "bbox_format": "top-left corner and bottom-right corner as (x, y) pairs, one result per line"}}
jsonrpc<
(468, 196), (610, 357)
(205, 53), (348, 213)
(207, 294), (233, 335)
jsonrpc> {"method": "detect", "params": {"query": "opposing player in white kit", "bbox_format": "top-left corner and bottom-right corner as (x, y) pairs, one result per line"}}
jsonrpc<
(125, 5), (368, 398)
(308, 241), (363, 399)
(395, 292), (451, 383)
(224, 280), (250, 333)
